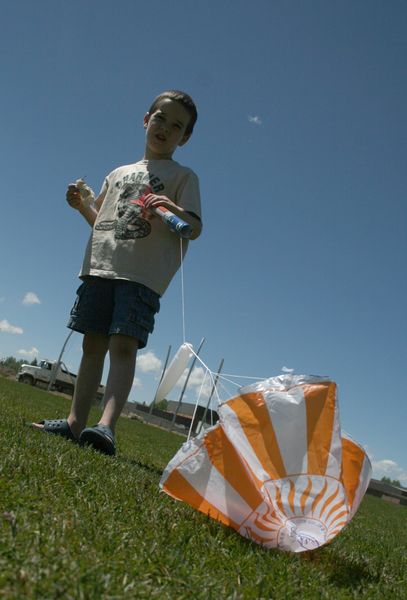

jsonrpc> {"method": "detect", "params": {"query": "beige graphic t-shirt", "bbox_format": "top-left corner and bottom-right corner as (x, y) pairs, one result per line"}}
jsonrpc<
(79, 160), (201, 296)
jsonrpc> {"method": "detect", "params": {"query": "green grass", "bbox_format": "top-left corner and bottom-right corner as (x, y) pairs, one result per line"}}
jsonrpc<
(1, 376), (406, 599)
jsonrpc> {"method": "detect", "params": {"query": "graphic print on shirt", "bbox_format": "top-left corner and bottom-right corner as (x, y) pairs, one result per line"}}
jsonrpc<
(95, 171), (165, 239)
(115, 181), (151, 239)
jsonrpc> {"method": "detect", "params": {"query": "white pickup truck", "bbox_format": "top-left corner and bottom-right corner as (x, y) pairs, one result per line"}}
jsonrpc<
(17, 359), (105, 402)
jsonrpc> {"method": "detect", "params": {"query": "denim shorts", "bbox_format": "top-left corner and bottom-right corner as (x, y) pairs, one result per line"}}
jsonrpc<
(67, 277), (160, 349)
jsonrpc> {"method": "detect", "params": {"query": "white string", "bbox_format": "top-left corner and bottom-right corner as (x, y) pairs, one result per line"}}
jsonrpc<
(177, 236), (268, 423)
(179, 237), (186, 344)
(189, 348), (216, 382)
(218, 372), (268, 380)
(216, 378), (236, 399)
(187, 368), (209, 441)
(188, 345), (268, 387)
(214, 374), (244, 388)
(188, 348), (266, 399)
(211, 375), (225, 412)
(178, 232), (267, 383)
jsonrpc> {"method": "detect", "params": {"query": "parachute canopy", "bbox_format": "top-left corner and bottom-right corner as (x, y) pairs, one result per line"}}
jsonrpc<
(160, 374), (371, 553)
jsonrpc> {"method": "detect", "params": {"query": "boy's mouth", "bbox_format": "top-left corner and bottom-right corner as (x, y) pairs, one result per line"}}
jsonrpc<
(156, 134), (167, 142)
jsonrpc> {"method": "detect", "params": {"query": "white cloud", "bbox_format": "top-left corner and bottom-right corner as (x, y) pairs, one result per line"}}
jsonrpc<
(248, 115), (262, 125)
(372, 458), (407, 486)
(375, 459), (397, 469)
(132, 376), (142, 388)
(17, 346), (39, 359)
(0, 319), (23, 334)
(137, 351), (163, 374)
(282, 366), (294, 373)
(22, 292), (41, 305)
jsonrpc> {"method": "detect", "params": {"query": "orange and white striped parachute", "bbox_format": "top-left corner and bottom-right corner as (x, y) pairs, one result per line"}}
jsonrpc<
(160, 374), (371, 553)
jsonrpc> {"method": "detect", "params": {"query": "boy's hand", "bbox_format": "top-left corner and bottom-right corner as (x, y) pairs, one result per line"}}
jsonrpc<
(142, 192), (202, 239)
(66, 184), (83, 209)
(142, 193), (176, 214)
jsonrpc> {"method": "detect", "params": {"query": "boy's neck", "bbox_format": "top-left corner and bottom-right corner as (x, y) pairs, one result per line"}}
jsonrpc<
(143, 147), (174, 161)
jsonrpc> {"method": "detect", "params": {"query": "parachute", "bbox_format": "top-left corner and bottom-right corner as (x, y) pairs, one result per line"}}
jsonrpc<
(154, 343), (195, 405)
(160, 374), (371, 553)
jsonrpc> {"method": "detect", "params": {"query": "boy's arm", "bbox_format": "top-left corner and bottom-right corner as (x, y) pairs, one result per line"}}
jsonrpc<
(143, 193), (202, 240)
(66, 183), (106, 226)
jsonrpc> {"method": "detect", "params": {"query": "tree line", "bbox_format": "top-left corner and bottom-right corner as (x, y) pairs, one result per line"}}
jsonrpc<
(0, 355), (38, 375)
(380, 476), (403, 488)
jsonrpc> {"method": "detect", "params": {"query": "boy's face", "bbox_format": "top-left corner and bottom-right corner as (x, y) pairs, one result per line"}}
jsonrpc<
(143, 98), (191, 160)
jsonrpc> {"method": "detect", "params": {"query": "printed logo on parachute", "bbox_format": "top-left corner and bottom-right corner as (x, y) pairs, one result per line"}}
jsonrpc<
(95, 171), (165, 239)
(239, 476), (349, 552)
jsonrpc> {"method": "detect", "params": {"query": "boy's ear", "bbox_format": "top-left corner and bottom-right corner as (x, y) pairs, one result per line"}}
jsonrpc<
(143, 113), (150, 128)
(178, 133), (191, 147)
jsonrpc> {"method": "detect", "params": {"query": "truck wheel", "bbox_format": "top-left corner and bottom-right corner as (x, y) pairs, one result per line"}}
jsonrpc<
(20, 374), (34, 385)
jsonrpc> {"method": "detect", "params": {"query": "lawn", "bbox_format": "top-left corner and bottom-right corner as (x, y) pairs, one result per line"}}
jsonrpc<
(1, 376), (406, 599)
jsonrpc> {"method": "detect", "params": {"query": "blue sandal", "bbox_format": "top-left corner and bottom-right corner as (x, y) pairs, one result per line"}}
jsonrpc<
(32, 419), (77, 442)
(79, 424), (116, 456)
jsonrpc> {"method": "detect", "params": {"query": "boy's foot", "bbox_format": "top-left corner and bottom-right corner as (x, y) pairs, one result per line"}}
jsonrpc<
(79, 424), (116, 456)
(30, 419), (78, 442)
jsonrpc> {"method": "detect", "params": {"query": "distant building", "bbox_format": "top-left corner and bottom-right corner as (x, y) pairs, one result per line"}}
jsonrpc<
(166, 400), (195, 417)
(367, 479), (407, 506)
(123, 400), (218, 436)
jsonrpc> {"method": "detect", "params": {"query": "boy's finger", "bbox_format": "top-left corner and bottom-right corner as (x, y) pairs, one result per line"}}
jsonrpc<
(142, 193), (155, 205)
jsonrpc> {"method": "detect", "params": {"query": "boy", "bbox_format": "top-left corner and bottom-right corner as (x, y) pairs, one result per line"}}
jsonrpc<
(33, 90), (202, 455)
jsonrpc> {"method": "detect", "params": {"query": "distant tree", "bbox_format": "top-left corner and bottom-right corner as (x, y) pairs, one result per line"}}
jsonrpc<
(31, 357), (38, 366)
(0, 356), (27, 375)
(381, 476), (402, 487)
(155, 398), (169, 411)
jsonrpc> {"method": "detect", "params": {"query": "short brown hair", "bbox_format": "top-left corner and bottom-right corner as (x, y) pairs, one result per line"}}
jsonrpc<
(148, 90), (198, 136)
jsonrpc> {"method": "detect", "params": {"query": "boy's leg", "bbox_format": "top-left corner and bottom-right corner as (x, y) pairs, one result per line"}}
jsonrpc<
(67, 331), (109, 438)
(97, 333), (139, 433)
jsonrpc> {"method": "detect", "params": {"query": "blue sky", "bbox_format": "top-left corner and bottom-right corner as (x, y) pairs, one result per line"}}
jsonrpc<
(1, 0), (406, 484)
